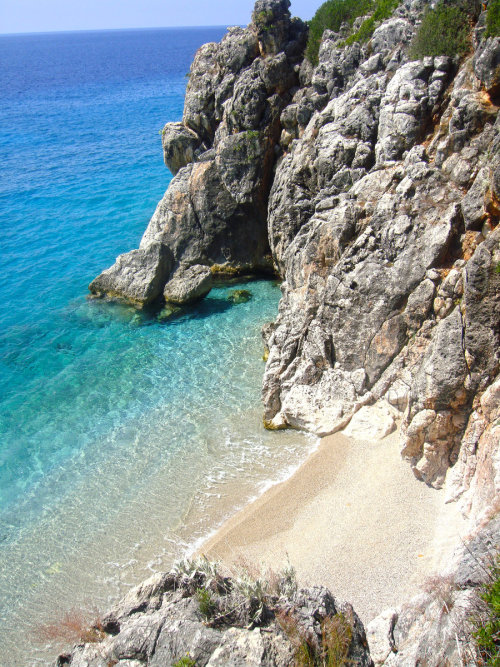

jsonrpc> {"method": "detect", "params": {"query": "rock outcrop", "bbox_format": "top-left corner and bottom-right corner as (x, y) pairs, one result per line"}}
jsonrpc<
(58, 569), (372, 667)
(90, 1), (307, 305)
(261, 0), (499, 493)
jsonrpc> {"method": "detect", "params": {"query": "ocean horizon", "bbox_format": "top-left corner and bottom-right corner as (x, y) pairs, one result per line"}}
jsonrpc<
(0, 26), (315, 665)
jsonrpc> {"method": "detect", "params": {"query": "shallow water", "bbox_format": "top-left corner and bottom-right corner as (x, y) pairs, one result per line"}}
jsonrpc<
(0, 28), (315, 665)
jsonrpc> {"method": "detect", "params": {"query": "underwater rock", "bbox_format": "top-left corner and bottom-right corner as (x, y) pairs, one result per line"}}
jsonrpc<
(228, 289), (253, 304)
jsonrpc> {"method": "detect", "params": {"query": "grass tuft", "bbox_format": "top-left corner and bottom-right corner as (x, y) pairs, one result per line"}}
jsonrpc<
(474, 555), (500, 666)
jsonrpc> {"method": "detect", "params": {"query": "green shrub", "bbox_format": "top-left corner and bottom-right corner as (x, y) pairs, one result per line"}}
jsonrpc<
(196, 587), (215, 620)
(173, 656), (196, 667)
(474, 556), (500, 666)
(409, 1), (472, 59)
(305, 0), (373, 65)
(486, 0), (500, 37)
(345, 0), (400, 45)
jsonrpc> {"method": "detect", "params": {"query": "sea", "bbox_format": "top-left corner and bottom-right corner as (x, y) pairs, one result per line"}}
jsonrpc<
(0, 27), (315, 665)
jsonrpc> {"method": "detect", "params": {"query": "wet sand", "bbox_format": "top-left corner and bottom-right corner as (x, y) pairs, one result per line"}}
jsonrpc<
(200, 429), (467, 623)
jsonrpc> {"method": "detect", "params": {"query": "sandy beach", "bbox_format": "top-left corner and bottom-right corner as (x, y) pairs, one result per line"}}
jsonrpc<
(201, 427), (468, 623)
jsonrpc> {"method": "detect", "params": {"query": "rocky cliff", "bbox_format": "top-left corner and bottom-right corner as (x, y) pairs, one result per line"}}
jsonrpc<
(80, 0), (500, 664)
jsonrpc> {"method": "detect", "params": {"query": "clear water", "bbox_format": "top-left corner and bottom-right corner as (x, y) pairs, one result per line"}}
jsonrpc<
(0, 28), (315, 665)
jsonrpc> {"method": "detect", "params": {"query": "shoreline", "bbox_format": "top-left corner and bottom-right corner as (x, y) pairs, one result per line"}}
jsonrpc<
(198, 427), (468, 623)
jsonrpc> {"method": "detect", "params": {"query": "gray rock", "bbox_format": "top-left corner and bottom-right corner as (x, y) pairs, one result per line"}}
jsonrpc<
(375, 59), (451, 165)
(59, 574), (372, 667)
(163, 264), (213, 304)
(89, 242), (173, 305)
(473, 36), (500, 97)
(89, 0), (305, 305)
(461, 166), (490, 230)
(264, 161), (463, 433)
(161, 122), (202, 175)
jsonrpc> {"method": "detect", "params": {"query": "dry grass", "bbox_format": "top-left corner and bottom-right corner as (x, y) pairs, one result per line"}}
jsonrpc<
(321, 613), (352, 666)
(423, 574), (457, 613)
(277, 608), (353, 667)
(34, 607), (105, 645)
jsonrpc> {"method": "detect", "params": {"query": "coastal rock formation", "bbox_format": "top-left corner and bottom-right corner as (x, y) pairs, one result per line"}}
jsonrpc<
(261, 0), (500, 493)
(90, 0), (307, 306)
(57, 570), (372, 666)
(83, 1), (500, 664)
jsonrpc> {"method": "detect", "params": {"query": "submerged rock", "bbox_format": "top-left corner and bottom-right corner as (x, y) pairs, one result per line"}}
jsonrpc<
(228, 289), (252, 304)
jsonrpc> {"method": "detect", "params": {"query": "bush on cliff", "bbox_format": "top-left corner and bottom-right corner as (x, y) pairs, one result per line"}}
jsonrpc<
(409, 0), (478, 60)
(305, 0), (373, 65)
(487, 0), (500, 37)
(345, 0), (400, 46)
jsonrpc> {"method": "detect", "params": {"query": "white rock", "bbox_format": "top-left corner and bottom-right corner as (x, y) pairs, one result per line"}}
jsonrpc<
(343, 402), (397, 440)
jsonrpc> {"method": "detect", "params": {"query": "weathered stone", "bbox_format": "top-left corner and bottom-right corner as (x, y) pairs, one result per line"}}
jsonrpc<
(163, 264), (213, 304)
(375, 59), (451, 165)
(473, 36), (500, 98)
(343, 403), (397, 441)
(404, 278), (435, 330)
(61, 575), (372, 667)
(161, 122), (202, 175)
(251, 0), (292, 57)
(89, 242), (173, 305)
(366, 608), (398, 666)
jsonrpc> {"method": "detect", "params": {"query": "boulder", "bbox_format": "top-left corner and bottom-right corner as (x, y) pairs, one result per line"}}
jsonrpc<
(163, 264), (213, 304)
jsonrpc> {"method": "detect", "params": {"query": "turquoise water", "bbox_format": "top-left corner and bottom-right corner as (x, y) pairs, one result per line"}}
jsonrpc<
(0, 28), (314, 665)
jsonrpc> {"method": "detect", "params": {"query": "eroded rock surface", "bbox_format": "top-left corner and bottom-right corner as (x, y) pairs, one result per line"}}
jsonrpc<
(262, 0), (499, 492)
(89, 0), (307, 305)
(58, 572), (372, 667)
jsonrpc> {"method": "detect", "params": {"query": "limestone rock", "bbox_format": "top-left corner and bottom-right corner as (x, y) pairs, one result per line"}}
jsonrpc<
(473, 36), (500, 97)
(375, 58), (452, 165)
(89, 242), (173, 306)
(163, 264), (213, 304)
(59, 574), (372, 667)
(89, 0), (305, 305)
(161, 122), (202, 175)
(366, 608), (398, 666)
(343, 403), (397, 441)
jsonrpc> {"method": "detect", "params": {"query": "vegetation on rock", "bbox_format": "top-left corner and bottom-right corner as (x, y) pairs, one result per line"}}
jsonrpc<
(474, 555), (500, 666)
(408, 0), (481, 59)
(305, 0), (373, 65)
(228, 289), (253, 303)
(173, 657), (196, 667)
(487, 0), (500, 37)
(344, 0), (400, 46)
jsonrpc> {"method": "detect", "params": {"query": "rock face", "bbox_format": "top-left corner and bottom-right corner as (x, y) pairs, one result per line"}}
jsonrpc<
(89, 0), (307, 306)
(262, 0), (500, 493)
(58, 570), (372, 667)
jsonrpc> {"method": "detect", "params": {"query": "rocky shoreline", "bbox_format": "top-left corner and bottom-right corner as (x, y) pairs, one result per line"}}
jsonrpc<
(61, 0), (500, 664)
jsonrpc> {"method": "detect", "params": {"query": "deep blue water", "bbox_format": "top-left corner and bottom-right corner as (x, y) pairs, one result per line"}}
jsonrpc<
(0, 28), (313, 665)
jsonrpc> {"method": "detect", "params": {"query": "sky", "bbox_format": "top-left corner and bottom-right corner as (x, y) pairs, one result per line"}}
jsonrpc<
(0, 0), (319, 35)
